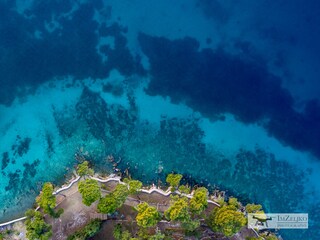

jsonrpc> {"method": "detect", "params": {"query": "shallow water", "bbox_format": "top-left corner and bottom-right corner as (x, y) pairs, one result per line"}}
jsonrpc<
(0, 1), (320, 239)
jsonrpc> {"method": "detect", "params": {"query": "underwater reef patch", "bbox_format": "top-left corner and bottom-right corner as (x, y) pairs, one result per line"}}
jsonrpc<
(0, 0), (143, 106)
(12, 136), (31, 157)
(1, 152), (10, 170)
(138, 33), (320, 159)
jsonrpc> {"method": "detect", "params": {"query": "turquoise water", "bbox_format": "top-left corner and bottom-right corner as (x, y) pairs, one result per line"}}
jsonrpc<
(1, 1), (320, 239)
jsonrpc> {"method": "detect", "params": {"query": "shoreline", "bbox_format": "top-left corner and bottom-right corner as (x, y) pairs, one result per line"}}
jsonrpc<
(0, 173), (221, 227)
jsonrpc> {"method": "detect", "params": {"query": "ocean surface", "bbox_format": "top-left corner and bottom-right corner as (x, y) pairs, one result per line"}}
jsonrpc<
(1, 0), (320, 239)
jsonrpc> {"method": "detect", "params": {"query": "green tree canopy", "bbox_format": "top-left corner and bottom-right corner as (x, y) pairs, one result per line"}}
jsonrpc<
(136, 202), (161, 228)
(113, 183), (129, 205)
(67, 219), (102, 240)
(76, 161), (94, 177)
(25, 209), (52, 240)
(78, 179), (101, 206)
(208, 205), (247, 237)
(228, 197), (240, 209)
(189, 187), (208, 214)
(97, 193), (118, 214)
(124, 178), (143, 195)
(113, 224), (133, 240)
(149, 231), (166, 240)
(36, 182), (56, 215)
(164, 196), (190, 222)
(98, 184), (129, 214)
(181, 219), (201, 233)
(245, 203), (263, 213)
(166, 173), (182, 189)
(178, 185), (191, 194)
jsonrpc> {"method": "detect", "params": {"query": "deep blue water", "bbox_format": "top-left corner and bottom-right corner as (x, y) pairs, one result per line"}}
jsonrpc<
(0, 0), (320, 239)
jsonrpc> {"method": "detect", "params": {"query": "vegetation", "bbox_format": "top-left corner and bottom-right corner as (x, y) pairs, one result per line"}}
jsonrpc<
(67, 219), (102, 240)
(36, 182), (56, 216)
(25, 209), (52, 240)
(113, 184), (130, 204)
(208, 204), (247, 237)
(164, 191), (207, 234)
(178, 185), (191, 194)
(165, 196), (190, 222)
(113, 224), (122, 239)
(119, 230), (132, 240)
(97, 193), (118, 214)
(189, 187), (208, 215)
(245, 203), (263, 213)
(76, 161), (94, 177)
(228, 197), (240, 208)
(214, 196), (226, 206)
(21, 170), (272, 240)
(149, 231), (166, 240)
(78, 179), (101, 206)
(181, 219), (201, 233)
(124, 178), (143, 195)
(98, 183), (129, 214)
(113, 224), (165, 240)
(135, 202), (161, 228)
(166, 173), (182, 190)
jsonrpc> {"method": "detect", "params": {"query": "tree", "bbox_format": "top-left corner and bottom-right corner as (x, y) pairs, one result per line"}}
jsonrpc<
(124, 178), (142, 195)
(25, 209), (52, 240)
(228, 197), (240, 209)
(149, 231), (166, 240)
(97, 193), (118, 214)
(76, 161), (94, 177)
(120, 230), (132, 240)
(136, 202), (161, 228)
(165, 196), (190, 222)
(189, 187), (208, 215)
(98, 184), (129, 214)
(181, 219), (200, 232)
(78, 179), (101, 206)
(36, 182), (56, 215)
(166, 173), (182, 190)
(245, 203), (262, 213)
(67, 219), (102, 240)
(208, 205), (247, 237)
(113, 184), (129, 206)
(113, 224), (122, 240)
(178, 185), (191, 194)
